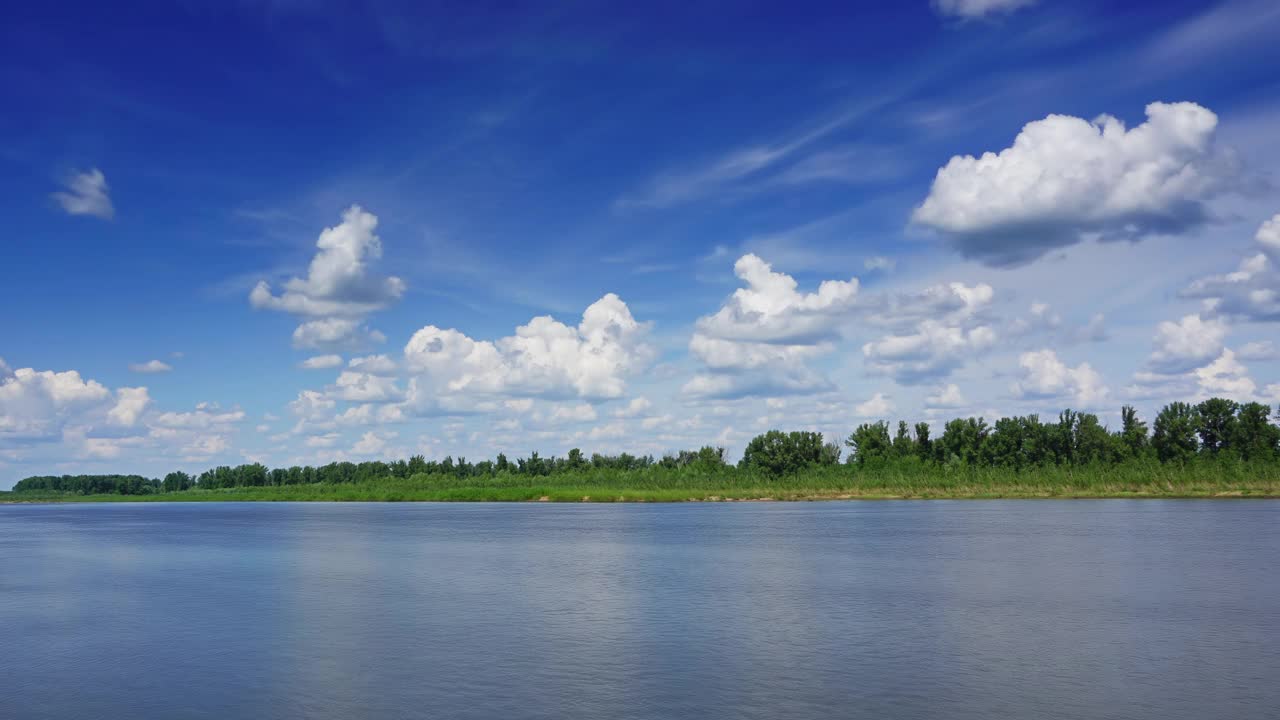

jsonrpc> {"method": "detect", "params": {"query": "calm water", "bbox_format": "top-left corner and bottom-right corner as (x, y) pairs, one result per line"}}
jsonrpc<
(2, 501), (1278, 719)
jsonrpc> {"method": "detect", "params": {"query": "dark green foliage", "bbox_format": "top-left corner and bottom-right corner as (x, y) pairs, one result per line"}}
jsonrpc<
(913, 422), (932, 462)
(1120, 406), (1149, 459)
(936, 417), (989, 465)
(1153, 402), (1200, 463)
(1196, 398), (1239, 454)
(13, 474), (160, 495)
(740, 430), (835, 476)
(892, 421), (917, 459)
(1234, 403), (1280, 461)
(845, 421), (892, 466)
(162, 471), (193, 492)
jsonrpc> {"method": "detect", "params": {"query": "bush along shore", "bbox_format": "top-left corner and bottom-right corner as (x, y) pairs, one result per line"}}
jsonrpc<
(6, 400), (1280, 502)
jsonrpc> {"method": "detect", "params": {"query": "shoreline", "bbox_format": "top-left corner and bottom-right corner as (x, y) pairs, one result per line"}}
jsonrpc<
(5, 489), (1279, 504)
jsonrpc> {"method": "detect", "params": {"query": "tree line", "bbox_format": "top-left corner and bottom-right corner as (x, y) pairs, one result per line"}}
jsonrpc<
(11, 398), (1280, 495)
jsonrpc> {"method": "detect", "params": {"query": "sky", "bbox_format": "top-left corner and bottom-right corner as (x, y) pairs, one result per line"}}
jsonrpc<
(3, 0), (1280, 486)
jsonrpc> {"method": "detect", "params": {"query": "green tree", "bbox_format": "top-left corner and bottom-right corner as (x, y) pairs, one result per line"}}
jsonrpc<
(891, 421), (917, 459)
(1153, 402), (1200, 463)
(741, 430), (831, 476)
(1196, 398), (1240, 455)
(845, 421), (892, 466)
(913, 422), (932, 462)
(1233, 402), (1280, 461)
(162, 471), (192, 493)
(935, 417), (988, 465)
(1120, 406), (1149, 459)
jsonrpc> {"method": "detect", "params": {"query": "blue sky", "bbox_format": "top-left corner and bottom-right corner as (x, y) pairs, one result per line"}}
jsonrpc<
(3, 0), (1280, 485)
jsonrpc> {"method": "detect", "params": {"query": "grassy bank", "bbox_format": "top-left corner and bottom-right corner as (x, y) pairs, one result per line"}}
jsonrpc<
(6, 461), (1280, 502)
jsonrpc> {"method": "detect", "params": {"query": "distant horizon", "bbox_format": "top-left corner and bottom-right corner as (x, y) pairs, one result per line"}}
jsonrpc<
(4, 0), (1280, 489)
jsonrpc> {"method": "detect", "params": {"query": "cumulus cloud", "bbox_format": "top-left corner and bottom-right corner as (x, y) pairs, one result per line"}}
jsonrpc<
(0, 367), (112, 440)
(291, 318), (386, 350)
(129, 359), (173, 374)
(854, 392), (894, 417)
(1257, 214), (1280, 262)
(52, 168), (114, 219)
(332, 371), (404, 403)
(913, 102), (1237, 266)
(686, 254), (858, 398)
(863, 321), (996, 384)
(299, 354), (343, 370)
(548, 404), (598, 424)
(696, 254), (859, 344)
(107, 387), (150, 427)
(859, 281), (998, 384)
(404, 293), (653, 405)
(1193, 349), (1256, 399)
(1147, 314), (1228, 374)
(1014, 349), (1109, 408)
(1183, 214), (1280, 322)
(614, 397), (652, 418)
(926, 383), (967, 409)
(347, 354), (398, 375)
(864, 281), (994, 330)
(933, 0), (1037, 19)
(250, 206), (403, 349)
(352, 430), (396, 456)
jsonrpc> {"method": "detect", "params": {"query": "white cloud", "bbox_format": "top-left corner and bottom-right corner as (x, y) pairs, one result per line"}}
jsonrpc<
(1257, 213), (1280, 262)
(913, 102), (1237, 265)
(291, 317), (387, 351)
(695, 254), (859, 344)
(1183, 214), (1280, 322)
(1237, 340), (1278, 362)
(335, 403), (404, 426)
(1014, 349), (1109, 408)
(129, 359), (173, 374)
(1194, 349), (1257, 400)
(352, 431), (396, 456)
(152, 406), (245, 429)
(854, 392), (894, 418)
(52, 168), (114, 219)
(332, 371), (404, 403)
(289, 390), (336, 422)
(299, 354), (344, 370)
(686, 254), (857, 398)
(347, 354), (398, 375)
(866, 281), (994, 329)
(863, 321), (996, 384)
(933, 0), (1037, 19)
(305, 433), (340, 448)
(107, 387), (150, 427)
(0, 367), (112, 440)
(1147, 314), (1228, 374)
(614, 397), (652, 418)
(181, 434), (230, 459)
(926, 383), (967, 409)
(404, 293), (653, 402)
(250, 206), (403, 350)
(548, 404), (598, 424)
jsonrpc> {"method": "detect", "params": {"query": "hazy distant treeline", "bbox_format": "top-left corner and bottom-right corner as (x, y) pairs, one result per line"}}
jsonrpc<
(12, 399), (1280, 496)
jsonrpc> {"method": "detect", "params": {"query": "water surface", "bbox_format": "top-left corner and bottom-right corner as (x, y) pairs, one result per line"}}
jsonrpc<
(2, 501), (1277, 719)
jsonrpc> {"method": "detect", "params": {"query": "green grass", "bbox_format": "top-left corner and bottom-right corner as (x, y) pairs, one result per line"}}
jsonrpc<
(6, 460), (1280, 503)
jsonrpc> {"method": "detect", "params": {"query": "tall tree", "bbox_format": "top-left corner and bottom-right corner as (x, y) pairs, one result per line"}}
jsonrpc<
(1153, 402), (1200, 463)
